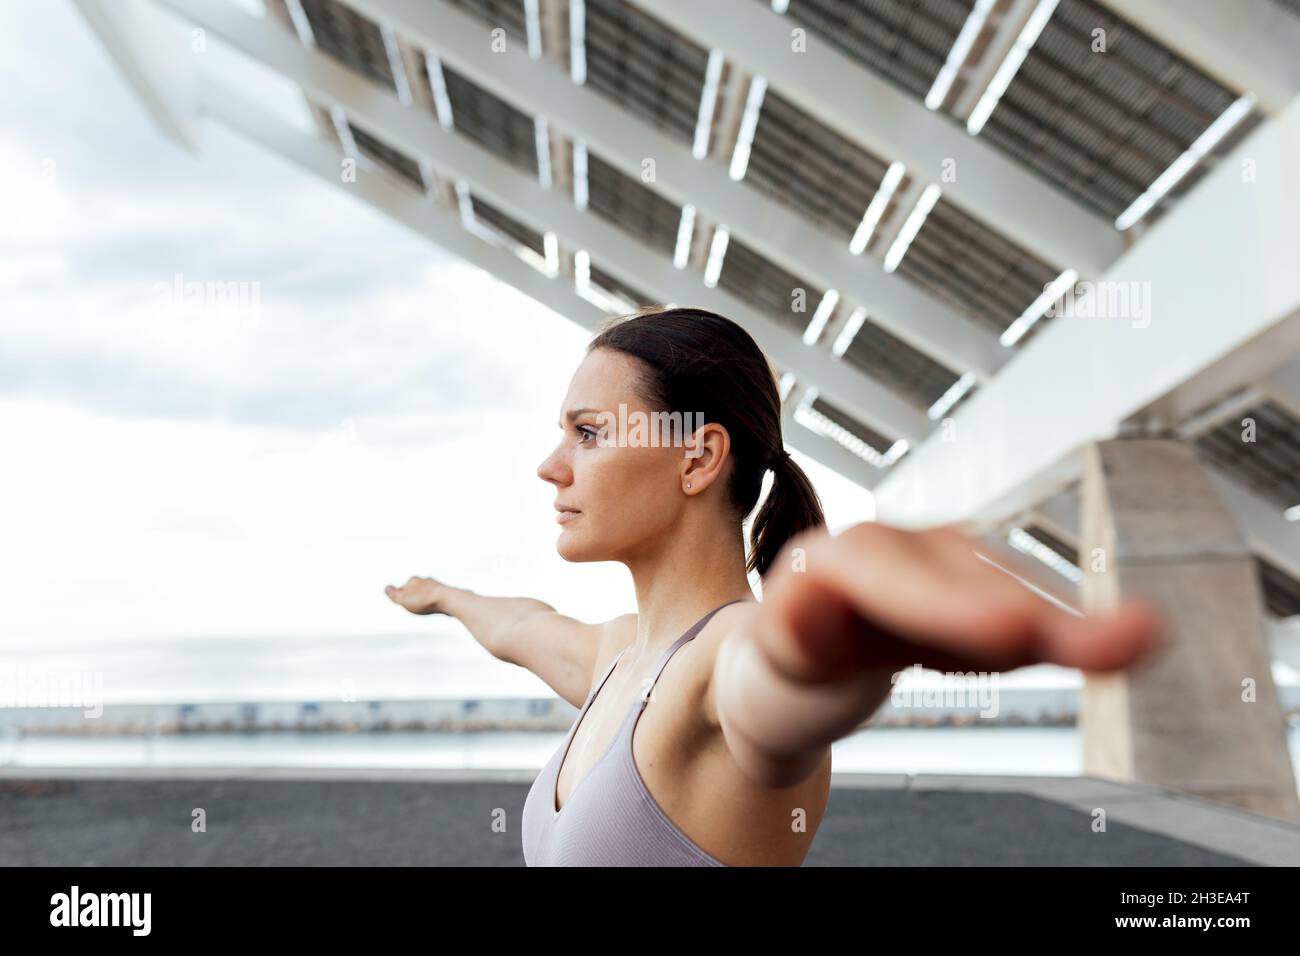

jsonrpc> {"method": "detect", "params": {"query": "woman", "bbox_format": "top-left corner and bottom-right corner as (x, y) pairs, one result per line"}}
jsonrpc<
(385, 307), (1160, 866)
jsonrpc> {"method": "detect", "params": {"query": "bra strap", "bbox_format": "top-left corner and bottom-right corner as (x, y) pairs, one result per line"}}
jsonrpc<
(639, 597), (751, 704)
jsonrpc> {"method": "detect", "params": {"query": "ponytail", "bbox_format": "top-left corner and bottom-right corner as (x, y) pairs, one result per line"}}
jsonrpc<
(747, 450), (826, 579)
(587, 307), (827, 581)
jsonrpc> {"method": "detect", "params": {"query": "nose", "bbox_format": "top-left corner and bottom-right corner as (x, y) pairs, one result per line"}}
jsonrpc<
(537, 442), (569, 487)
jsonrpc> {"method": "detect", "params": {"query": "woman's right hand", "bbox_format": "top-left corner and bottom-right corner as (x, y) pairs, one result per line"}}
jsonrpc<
(385, 575), (449, 615)
(753, 522), (1162, 684)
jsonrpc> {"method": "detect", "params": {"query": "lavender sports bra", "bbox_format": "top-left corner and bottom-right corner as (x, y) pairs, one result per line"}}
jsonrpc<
(521, 599), (748, 866)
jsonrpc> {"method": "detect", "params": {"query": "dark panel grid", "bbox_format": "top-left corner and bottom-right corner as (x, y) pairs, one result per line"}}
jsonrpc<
(587, 263), (660, 311)
(1257, 557), (1300, 620)
(346, 122), (425, 191)
(1022, 524), (1080, 567)
(469, 193), (546, 255)
(809, 396), (900, 461)
(979, 0), (1250, 221)
(1194, 403), (1300, 511)
(716, 236), (824, 336)
(421, 58), (540, 177)
(895, 197), (1063, 338)
(442, 0), (528, 42)
(746, 87), (892, 239)
(776, 0), (975, 100)
(585, 152), (683, 257)
(582, 0), (711, 146)
(299, 0), (395, 91)
(841, 317), (961, 411)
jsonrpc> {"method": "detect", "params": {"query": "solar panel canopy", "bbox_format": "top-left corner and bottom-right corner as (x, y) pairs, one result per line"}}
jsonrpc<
(161, 0), (1300, 614)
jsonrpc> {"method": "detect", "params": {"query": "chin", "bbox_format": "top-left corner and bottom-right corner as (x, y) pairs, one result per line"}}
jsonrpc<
(555, 531), (608, 564)
(555, 534), (592, 563)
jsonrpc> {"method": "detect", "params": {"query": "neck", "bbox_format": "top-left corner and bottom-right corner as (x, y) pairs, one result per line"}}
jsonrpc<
(621, 507), (755, 661)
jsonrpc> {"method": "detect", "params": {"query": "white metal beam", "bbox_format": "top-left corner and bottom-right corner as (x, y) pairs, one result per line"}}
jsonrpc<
(873, 93), (1300, 529)
(1206, 472), (1300, 588)
(784, 421), (882, 492)
(1170, 386), (1262, 441)
(1262, 357), (1300, 421)
(1024, 472), (1300, 595)
(336, 0), (1003, 381)
(780, 384), (885, 492)
(205, 81), (886, 492)
(976, 529), (1082, 616)
(1094, 0), (1300, 116)
(1138, 328), (1300, 436)
(201, 82), (609, 333)
(630, 0), (1125, 278)
(73, 0), (201, 151)
(150, 0), (928, 445)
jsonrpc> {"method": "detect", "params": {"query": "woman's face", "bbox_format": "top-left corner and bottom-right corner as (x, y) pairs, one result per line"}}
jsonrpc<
(536, 348), (698, 564)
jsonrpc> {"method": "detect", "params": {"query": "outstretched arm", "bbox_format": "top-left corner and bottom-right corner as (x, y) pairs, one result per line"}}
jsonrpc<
(707, 522), (1163, 788)
(384, 576), (626, 707)
(385, 576), (554, 661)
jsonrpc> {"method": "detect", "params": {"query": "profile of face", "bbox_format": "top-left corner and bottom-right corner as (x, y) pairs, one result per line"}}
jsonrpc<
(536, 347), (731, 564)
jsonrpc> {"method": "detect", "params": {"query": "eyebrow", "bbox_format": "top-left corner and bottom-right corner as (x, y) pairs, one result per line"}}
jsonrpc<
(557, 407), (601, 429)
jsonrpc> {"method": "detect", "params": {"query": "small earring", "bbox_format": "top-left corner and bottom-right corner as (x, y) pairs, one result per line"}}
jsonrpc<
(686, 483), (692, 490)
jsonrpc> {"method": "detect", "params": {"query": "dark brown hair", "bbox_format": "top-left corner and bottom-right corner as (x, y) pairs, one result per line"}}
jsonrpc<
(587, 306), (825, 578)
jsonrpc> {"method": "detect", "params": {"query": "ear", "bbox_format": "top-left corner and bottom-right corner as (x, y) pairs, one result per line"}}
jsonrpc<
(681, 422), (731, 494)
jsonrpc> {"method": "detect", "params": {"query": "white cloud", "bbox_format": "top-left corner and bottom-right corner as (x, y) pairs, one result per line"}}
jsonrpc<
(0, 394), (610, 643)
(0, 0), (875, 676)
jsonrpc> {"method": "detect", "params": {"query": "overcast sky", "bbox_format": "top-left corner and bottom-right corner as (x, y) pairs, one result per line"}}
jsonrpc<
(0, 0), (875, 650)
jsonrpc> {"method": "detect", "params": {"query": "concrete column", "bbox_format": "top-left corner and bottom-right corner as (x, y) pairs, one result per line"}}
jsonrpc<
(1079, 438), (1300, 823)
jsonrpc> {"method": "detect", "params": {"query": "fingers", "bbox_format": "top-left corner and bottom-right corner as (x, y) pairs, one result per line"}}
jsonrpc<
(384, 577), (422, 606)
(1036, 599), (1164, 671)
(757, 522), (1163, 682)
(383, 575), (445, 615)
(943, 535), (1164, 672)
(384, 579), (412, 600)
(763, 525), (1038, 674)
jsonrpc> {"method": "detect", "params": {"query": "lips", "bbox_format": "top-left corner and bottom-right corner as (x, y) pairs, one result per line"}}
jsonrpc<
(554, 503), (581, 524)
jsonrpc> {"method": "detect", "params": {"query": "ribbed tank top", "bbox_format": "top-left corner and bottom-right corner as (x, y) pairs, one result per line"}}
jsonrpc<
(521, 598), (749, 866)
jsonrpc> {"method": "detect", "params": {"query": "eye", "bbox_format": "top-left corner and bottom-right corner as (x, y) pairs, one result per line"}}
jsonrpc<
(576, 425), (598, 444)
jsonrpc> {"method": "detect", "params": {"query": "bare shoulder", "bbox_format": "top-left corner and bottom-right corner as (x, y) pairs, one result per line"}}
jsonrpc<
(593, 611), (638, 675)
(673, 601), (761, 729)
(685, 601), (836, 800)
